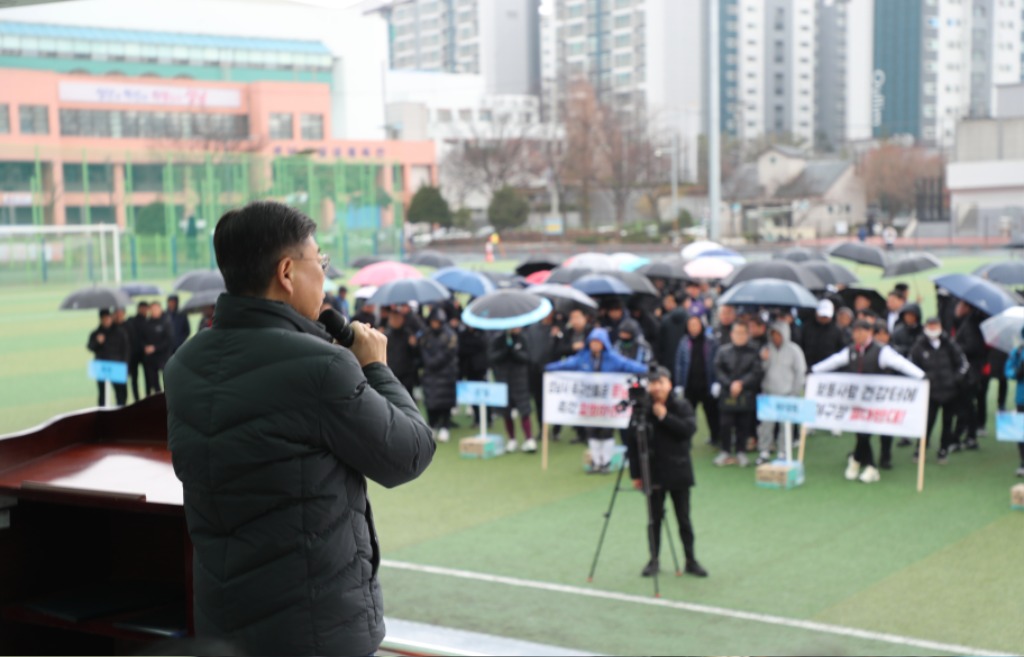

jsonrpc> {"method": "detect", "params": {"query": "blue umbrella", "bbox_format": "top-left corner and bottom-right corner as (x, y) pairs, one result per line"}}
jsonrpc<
(432, 267), (496, 298)
(716, 278), (819, 309)
(933, 273), (1023, 316)
(368, 279), (450, 307)
(121, 283), (163, 297)
(571, 274), (633, 297)
(462, 290), (554, 330)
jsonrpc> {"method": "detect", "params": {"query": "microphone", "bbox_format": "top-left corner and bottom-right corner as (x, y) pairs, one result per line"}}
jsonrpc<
(319, 308), (355, 348)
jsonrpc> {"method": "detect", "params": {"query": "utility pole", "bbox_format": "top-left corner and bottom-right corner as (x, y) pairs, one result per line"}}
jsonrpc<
(670, 131), (680, 228)
(708, 0), (722, 242)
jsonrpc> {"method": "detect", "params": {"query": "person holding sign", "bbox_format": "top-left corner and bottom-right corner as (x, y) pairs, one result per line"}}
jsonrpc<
(626, 367), (708, 579)
(812, 319), (924, 483)
(756, 320), (807, 465)
(546, 328), (649, 473)
(86, 308), (130, 407)
(1002, 330), (1024, 478)
(910, 317), (970, 465)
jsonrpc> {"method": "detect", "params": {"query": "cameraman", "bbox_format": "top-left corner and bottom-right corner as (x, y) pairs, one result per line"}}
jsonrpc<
(165, 202), (435, 657)
(627, 367), (708, 579)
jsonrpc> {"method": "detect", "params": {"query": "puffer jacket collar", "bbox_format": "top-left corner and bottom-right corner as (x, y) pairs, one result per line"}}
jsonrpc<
(212, 293), (332, 342)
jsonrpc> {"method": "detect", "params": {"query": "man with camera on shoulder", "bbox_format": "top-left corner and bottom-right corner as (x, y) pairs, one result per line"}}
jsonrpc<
(627, 367), (708, 579)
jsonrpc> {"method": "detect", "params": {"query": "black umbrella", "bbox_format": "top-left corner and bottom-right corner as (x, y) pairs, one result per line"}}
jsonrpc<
(721, 261), (823, 290)
(546, 266), (596, 285)
(882, 252), (941, 278)
(325, 263), (346, 280)
(483, 271), (529, 289)
(515, 256), (560, 278)
(827, 242), (888, 268)
(182, 289), (221, 314)
(405, 250), (456, 269)
(462, 290), (554, 330)
(59, 286), (132, 311)
(607, 271), (660, 296)
(773, 246), (827, 263)
(120, 283), (163, 297)
(368, 279), (451, 307)
(933, 273), (1024, 316)
(351, 255), (388, 269)
(974, 261), (1024, 286)
(716, 278), (818, 309)
(839, 288), (887, 316)
(527, 283), (599, 313)
(636, 259), (691, 281)
(173, 270), (226, 294)
(801, 262), (859, 287)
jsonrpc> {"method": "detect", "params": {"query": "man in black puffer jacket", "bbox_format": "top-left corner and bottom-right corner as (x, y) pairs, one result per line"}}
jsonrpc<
(165, 202), (435, 657)
(911, 317), (970, 463)
(891, 303), (923, 357)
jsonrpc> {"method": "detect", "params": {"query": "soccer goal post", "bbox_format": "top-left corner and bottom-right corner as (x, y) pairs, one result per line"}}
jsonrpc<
(0, 224), (122, 284)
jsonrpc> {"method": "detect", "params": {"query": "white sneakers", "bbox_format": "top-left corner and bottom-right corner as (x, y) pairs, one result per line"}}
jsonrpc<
(437, 428), (450, 443)
(522, 438), (538, 453)
(736, 452), (749, 468)
(713, 451), (730, 467)
(845, 456), (861, 481)
(506, 439), (518, 453)
(859, 465), (881, 484)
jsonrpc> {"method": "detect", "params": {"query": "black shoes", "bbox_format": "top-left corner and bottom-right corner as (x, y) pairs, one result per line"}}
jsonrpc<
(879, 459), (892, 471)
(897, 438), (913, 448)
(685, 561), (709, 578)
(641, 560), (660, 577)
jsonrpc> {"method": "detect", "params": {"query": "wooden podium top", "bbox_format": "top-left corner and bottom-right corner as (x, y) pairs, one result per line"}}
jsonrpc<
(0, 395), (182, 513)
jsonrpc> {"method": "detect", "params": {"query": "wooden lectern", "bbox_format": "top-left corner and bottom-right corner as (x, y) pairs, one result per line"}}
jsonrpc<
(0, 395), (192, 654)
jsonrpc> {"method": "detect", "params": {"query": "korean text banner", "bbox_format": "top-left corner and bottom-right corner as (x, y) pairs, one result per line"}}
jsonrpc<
(804, 373), (929, 439)
(542, 372), (635, 429)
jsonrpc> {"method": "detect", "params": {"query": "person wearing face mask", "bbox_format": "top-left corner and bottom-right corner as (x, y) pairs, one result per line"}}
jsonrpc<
(1002, 328), (1024, 478)
(614, 318), (653, 365)
(952, 300), (988, 451)
(812, 319), (925, 483)
(911, 317), (970, 465)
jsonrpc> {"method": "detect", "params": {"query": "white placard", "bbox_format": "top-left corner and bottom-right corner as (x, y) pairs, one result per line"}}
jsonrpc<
(805, 373), (929, 439)
(59, 81), (242, 109)
(542, 371), (635, 429)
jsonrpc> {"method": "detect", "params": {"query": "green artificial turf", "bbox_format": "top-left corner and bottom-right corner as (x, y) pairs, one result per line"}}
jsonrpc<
(1, 254), (1022, 656)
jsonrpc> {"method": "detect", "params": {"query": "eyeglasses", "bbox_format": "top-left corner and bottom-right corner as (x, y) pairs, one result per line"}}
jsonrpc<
(294, 251), (330, 273)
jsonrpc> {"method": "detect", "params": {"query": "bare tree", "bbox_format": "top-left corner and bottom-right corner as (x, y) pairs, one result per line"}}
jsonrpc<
(859, 142), (942, 217)
(557, 79), (607, 230)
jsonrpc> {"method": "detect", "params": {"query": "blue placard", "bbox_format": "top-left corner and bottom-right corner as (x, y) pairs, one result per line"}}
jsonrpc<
(996, 412), (1024, 443)
(456, 381), (509, 408)
(89, 359), (128, 384)
(756, 395), (817, 424)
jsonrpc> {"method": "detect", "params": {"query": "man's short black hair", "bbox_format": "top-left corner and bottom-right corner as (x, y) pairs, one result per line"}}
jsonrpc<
(214, 201), (318, 297)
(852, 319), (873, 331)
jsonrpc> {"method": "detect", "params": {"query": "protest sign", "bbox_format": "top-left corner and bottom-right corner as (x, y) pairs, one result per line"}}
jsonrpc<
(88, 360), (128, 384)
(996, 412), (1024, 443)
(540, 372), (636, 471)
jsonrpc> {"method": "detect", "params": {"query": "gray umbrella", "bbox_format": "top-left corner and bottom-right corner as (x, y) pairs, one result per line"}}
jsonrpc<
(405, 250), (456, 269)
(183, 289), (222, 314)
(801, 261), (859, 287)
(883, 252), (941, 278)
(773, 247), (827, 263)
(827, 242), (888, 268)
(974, 261), (1024, 286)
(722, 261), (823, 290)
(717, 278), (819, 309)
(527, 283), (599, 313)
(60, 286), (132, 311)
(173, 270), (226, 293)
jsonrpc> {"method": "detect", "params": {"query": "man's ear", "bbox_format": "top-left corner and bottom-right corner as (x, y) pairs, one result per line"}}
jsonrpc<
(276, 256), (295, 297)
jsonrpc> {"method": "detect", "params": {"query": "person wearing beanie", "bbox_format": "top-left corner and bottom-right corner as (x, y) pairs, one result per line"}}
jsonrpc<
(910, 317), (970, 465)
(812, 318), (925, 483)
(419, 308), (459, 443)
(800, 299), (848, 370)
(86, 308), (130, 407)
(1004, 326), (1024, 477)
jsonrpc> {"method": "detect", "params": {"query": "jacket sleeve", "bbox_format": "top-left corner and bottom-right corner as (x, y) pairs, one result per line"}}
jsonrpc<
(87, 329), (101, 355)
(613, 353), (650, 375)
(319, 352), (435, 489)
(714, 348), (731, 386)
(546, 351), (585, 371)
(740, 353), (763, 388)
(1006, 348), (1021, 380)
(674, 340), (689, 388)
(790, 346), (807, 395)
(880, 345), (926, 379)
(657, 397), (697, 442)
(812, 348), (850, 373)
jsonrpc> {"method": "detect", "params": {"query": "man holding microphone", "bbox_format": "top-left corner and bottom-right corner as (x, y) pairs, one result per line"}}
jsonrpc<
(165, 201), (435, 657)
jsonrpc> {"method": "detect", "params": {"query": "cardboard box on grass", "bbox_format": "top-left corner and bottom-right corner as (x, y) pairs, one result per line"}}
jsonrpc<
(459, 434), (505, 460)
(583, 445), (627, 473)
(755, 460), (805, 490)
(1012, 484), (1024, 511)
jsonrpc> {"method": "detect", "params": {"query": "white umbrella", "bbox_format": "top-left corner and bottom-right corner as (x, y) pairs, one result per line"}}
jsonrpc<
(981, 306), (1024, 354)
(684, 257), (735, 280)
(681, 240), (724, 260)
(564, 252), (615, 270)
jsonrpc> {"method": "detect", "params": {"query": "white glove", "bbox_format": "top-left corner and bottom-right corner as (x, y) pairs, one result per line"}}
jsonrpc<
(711, 382), (721, 399)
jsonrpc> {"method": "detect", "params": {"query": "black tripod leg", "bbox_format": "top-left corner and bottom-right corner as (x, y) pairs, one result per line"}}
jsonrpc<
(587, 457), (627, 583)
(662, 512), (682, 576)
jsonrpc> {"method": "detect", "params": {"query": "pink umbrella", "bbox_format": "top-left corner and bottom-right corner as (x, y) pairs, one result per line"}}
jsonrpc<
(350, 261), (423, 287)
(684, 257), (734, 280)
(525, 270), (552, 285)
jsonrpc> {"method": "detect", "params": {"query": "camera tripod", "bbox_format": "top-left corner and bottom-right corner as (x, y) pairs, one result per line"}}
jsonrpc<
(586, 388), (680, 598)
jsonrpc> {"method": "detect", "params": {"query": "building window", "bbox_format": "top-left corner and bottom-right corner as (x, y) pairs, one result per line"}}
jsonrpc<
(459, 109), (473, 121)
(19, 105), (49, 135)
(58, 108), (248, 140)
(0, 105), (9, 134)
(300, 113), (324, 140)
(269, 113), (293, 140)
(436, 109), (452, 123)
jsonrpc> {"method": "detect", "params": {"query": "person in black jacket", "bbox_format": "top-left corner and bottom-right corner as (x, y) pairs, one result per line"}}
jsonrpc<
(164, 201), (434, 657)
(911, 317), (970, 463)
(952, 300), (987, 450)
(656, 301), (689, 378)
(489, 329), (535, 453)
(125, 301), (149, 402)
(801, 299), (848, 370)
(419, 308), (458, 443)
(713, 322), (763, 466)
(166, 294), (191, 353)
(891, 303), (923, 357)
(457, 321), (489, 425)
(87, 308), (130, 406)
(383, 310), (420, 396)
(627, 367), (708, 579)
(142, 300), (173, 396)
(525, 310), (563, 434)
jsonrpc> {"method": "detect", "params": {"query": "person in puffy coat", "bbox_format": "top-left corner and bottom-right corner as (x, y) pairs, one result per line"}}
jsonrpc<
(755, 320), (806, 464)
(614, 317), (653, 365)
(911, 316), (970, 464)
(713, 322), (763, 467)
(1003, 330), (1024, 478)
(674, 314), (719, 447)
(165, 202), (434, 657)
(420, 308), (459, 443)
(489, 328), (535, 453)
(547, 327), (648, 473)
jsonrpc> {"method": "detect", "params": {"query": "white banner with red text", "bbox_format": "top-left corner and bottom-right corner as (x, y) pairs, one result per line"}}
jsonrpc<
(542, 372), (636, 429)
(804, 373), (930, 439)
